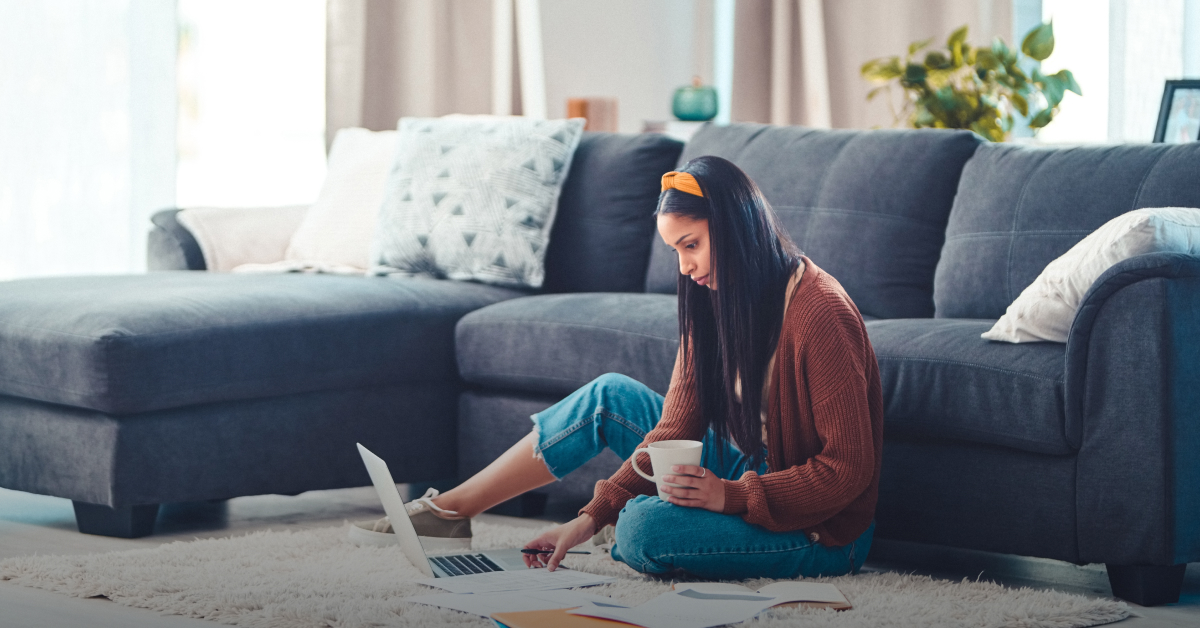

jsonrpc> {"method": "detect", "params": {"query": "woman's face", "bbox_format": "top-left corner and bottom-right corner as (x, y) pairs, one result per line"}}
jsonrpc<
(657, 213), (714, 289)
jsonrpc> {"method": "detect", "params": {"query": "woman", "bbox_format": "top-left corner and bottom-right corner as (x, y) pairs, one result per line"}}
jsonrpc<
(357, 156), (883, 580)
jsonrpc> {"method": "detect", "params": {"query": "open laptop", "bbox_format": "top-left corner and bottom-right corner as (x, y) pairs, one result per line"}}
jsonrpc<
(356, 443), (530, 578)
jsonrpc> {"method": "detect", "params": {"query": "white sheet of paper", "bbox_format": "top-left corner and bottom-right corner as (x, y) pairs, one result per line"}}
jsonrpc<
(676, 581), (848, 604)
(569, 596), (775, 628)
(417, 568), (616, 594)
(568, 581), (847, 628)
(404, 589), (624, 617)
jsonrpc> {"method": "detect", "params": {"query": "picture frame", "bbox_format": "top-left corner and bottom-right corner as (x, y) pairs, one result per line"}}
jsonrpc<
(1153, 80), (1200, 143)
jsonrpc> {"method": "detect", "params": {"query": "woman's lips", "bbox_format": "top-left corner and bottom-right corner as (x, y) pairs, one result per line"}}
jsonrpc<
(695, 275), (709, 286)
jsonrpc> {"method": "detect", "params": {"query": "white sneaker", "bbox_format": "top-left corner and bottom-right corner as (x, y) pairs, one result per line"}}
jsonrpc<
(348, 488), (473, 551)
(590, 524), (615, 552)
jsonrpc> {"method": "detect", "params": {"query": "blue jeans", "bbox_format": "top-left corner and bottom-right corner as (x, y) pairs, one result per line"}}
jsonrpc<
(531, 372), (874, 579)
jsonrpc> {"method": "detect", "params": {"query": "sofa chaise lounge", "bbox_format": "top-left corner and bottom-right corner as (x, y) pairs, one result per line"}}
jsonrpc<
(2, 124), (1198, 606)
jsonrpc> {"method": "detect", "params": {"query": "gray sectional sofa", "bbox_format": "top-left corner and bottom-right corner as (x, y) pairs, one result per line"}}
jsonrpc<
(2, 124), (1198, 606)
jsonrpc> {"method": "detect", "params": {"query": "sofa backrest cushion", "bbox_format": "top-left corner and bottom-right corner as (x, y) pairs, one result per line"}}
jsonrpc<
(934, 142), (1200, 319)
(541, 132), (684, 293)
(643, 124), (982, 319)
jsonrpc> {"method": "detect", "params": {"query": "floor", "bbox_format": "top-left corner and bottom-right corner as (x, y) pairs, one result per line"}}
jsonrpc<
(1, 486), (1197, 628)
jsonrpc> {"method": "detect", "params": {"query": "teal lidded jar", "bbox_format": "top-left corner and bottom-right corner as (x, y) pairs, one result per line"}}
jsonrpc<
(673, 76), (718, 122)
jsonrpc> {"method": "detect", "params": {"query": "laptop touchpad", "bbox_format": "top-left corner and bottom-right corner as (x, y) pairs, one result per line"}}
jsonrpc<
(487, 548), (533, 570)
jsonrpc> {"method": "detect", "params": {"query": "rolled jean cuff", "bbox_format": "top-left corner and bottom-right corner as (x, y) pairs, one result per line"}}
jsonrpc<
(528, 373), (671, 481)
(528, 409), (582, 480)
(529, 413), (547, 461)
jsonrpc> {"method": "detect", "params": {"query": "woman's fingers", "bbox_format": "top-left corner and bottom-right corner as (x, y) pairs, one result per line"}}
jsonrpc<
(524, 533), (559, 569)
(527, 515), (595, 571)
(548, 514), (599, 571)
(659, 484), (696, 496)
(544, 539), (569, 571)
(670, 464), (705, 477)
(662, 474), (699, 487)
(660, 468), (719, 510)
(659, 468), (725, 513)
(662, 485), (705, 504)
(523, 547), (550, 568)
(665, 494), (704, 508)
(547, 543), (570, 571)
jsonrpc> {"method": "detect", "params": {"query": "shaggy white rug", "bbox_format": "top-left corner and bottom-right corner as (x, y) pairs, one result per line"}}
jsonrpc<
(0, 520), (1129, 628)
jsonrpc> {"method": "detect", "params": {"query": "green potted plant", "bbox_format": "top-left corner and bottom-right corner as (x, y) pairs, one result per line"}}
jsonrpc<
(860, 22), (1081, 141)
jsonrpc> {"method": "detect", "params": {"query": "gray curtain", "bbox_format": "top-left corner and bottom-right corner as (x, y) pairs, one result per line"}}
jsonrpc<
(326, 0), (495, 148)
(733, 0), (1013, 129)
(327, 0), (1015, 143)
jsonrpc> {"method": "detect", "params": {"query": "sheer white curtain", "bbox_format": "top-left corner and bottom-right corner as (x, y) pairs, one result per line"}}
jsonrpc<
(0, 1), (177, 280)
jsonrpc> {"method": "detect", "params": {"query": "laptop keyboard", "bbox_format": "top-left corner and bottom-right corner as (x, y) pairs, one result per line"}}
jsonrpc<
(431, 553), (504, 576)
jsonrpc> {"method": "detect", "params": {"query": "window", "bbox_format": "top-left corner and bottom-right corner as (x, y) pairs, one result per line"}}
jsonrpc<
(0, 1), (326, 280)
(176, 0), (326, 207)
(1034, 0), (1199, 143)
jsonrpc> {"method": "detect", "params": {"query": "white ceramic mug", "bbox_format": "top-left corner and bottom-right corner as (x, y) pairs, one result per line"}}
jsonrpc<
(630, 440), (704, 500)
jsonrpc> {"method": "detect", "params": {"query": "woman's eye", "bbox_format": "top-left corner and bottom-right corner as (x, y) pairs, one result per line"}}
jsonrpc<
(685, 243), (696, 249)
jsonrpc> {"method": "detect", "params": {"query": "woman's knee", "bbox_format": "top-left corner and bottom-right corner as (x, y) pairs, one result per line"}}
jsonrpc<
(591, 372), (660, 418)
(587, 372), (644, 398)
(612, 496), (685, 574)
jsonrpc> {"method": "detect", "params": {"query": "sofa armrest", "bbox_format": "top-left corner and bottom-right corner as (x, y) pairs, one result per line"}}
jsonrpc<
(1064, 251), (1200, 565)
(148, 208), (207, 271)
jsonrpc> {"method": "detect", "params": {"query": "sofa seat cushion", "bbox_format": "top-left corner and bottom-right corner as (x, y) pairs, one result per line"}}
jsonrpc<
(867, 318), (1069, 454)
(456, 293), (679, 396)
(0, 272), (528, 414)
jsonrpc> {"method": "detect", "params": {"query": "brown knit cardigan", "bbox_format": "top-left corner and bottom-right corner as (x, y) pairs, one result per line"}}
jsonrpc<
(580, 257), (884, 547)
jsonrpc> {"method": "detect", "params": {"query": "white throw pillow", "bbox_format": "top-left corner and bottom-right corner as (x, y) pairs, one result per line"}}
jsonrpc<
(370, 116), (585, 289)
(983, 207), (1200, 343)
(284, 127), (398, 271)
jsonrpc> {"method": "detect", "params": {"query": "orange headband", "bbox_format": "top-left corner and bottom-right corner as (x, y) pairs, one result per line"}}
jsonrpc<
(661, 171), (704, 197)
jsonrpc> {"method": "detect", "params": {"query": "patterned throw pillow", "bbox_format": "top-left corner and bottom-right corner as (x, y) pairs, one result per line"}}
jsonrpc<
(371, 116), (585, 289)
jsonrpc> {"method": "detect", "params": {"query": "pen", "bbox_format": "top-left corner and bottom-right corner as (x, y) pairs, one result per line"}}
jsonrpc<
(520, 548), (591, 555)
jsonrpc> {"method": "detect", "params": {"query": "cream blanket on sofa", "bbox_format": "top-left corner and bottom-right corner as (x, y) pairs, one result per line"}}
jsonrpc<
(176, 205), (309, 272)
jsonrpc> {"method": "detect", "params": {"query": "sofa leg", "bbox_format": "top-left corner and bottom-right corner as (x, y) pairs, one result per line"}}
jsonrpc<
(72, 501), (160, 538)
(1106, 563), (1187, 606)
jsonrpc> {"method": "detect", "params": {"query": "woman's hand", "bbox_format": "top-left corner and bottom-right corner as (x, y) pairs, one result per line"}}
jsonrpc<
(523, 513), (596, 571)
(660, 465), (725, 512)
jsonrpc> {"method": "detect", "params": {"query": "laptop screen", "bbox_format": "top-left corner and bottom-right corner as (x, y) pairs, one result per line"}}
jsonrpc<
(356, 443), (436, 578)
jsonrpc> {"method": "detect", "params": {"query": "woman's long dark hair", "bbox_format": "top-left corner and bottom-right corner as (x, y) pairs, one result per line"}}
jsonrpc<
(656, 156), (802, 467)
